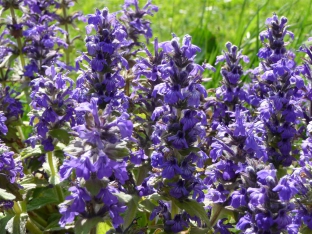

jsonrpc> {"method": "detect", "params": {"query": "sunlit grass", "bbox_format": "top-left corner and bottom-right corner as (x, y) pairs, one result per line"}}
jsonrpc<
(71, 0), (312, 87)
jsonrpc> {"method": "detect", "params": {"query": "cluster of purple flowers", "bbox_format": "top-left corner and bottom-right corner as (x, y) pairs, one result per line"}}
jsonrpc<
(54, 10), (312, 233)
(75, 8), (131, 109)
(120, 0), (158, 51)
(57, 2), (147, 229)
(59, 98), (132, 228)
(28, 65), (76, 151)
(3, 0), (312, 233)
(0, 0), (82, 85)
(131, 33), (215, 232)
(203, 14), (311, 234)
(0, 85), (23, 136)
(0, 140), (23, 210)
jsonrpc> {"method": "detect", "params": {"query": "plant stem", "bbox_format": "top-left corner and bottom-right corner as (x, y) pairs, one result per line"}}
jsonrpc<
(19, 200), (27, 213)
(16, 125), (25, 142)
(26, 220), (43, 234)
(62, 0), (70, 65)
(9, 7), (26, 70)
(47, 151), (65, 202)
(209, 203), (223, 227)
(12, 201), (22, 214)
(171, 201), (179, 218)
(29, 211), (48, 227)
(10, 6), (31, 105)
(125, 78), (130, 96)
(90, 227), (97, 234)
(55, 183), (65, 202)
(47, 151), (56, 175)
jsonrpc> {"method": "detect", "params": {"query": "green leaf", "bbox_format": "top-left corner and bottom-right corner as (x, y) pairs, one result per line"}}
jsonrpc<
(42, 153), (60, 185)
(5, 213), (28, 234)
(49, 175), (61, 185)
(134, 164), (150, 185)
(136, 212), (148, 228)
(139, 198), (156, 213)
(189, 226), (210, 234)
(21, 145), (43, 160)
(123, 195), (140, 229)
(96, 221), (113, 234)
(0, 54), (18, 68)
(20, 175), (49, 193)
(173, 199), (210, 227)
(301, 225), (312, 234)
(179, 147), (200, 156)
(45, 224), (74, 232)
(0, 175), (22, 201)
(0, 188), (16, 200)
(84, 178), (107, 197)
(113, 192), (133, 203)
(0, 214), (14, 234)
(27, 188), (59, 211)
(44, 214), (63, 231)
(105, 142), (130, 160)
(49, 129), (70, 145)
(74, 217), (103, 234)
(149, 194), (168, 202)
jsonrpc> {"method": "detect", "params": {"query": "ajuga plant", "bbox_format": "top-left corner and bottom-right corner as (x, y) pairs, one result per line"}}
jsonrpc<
(269, 37), (312, 233)
(0, 85), (23, 144)
(132, 33), (216, 232)
(120, 0), (158, 53)
(0, 0), (81, 84)
(230, 14), (305, 233)
(2, 0), (312, 233)
(58, 6), (134, 233)
(204, 42), (265, 232)
(120, 0), (158, 96)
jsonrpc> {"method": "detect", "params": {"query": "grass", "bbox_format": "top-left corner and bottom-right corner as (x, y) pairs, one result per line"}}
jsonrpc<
(70, 0), (312, 87)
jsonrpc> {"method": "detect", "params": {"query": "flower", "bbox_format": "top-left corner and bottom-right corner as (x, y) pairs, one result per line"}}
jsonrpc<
(165, 214), (189, 233)
(121, 0), (158, 47)
(28, 66), (75, 151)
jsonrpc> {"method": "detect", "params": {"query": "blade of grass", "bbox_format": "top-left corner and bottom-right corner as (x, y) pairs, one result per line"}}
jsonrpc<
(294, 0), (312, 48)
(234, 0), (248, 47)
(238, 0), (269, 49)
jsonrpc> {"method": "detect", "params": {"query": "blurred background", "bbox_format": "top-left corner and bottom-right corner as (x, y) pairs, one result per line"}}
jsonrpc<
(70, 0), (312, 87)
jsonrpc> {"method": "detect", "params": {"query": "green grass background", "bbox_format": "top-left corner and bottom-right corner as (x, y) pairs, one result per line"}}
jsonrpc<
(70, 0), (312, 87)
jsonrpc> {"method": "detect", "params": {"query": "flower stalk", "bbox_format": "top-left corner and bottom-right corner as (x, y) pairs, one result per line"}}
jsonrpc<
(47, 151), (64, 202)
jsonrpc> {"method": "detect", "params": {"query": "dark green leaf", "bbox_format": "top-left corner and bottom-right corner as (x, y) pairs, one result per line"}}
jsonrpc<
(0, 188), (16, 200)
(105, 142), (130, 160)
(21, 146), (44, 160)
(0, 214), (14, 234)
(189, 226), (211, 234)
(301, 225), (312, 234)
(134, 164), (150, 185)
(0, 175), (22, 201)
(0, 54), (18, 68)
(179, 147), (200, 156)
(6, 213), (28, 234)
(20, 175), (49, 193)
(136, 212), (148, 228)
(113, 192), (133, 203)
(27, 188), (59, 211)
(139, 199), (156, 213)
(45, 214), (62, 231)
(49, 129), (70, 145)
(85, 178), (107, 196)
(74, 217), (103, 234)
(123, 195), (140, 229)
(173, 199), (210, 227)
(45, 224), (74, 232)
